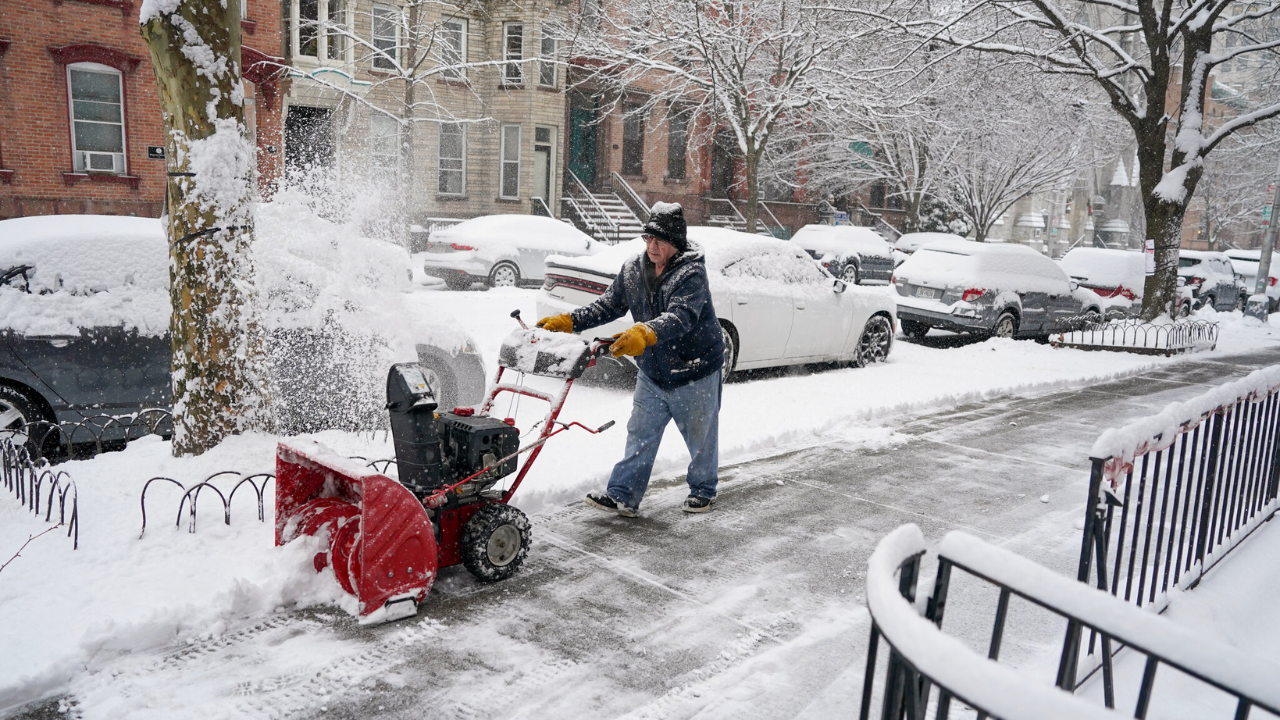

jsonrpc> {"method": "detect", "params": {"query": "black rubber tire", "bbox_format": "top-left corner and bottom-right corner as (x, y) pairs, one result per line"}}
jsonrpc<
(487, 262), (521, 289)
(444, 276), (471, 291)
(0, 383), (57, 457)
(1237, 293), (1248, 312)
(900, 319), (929, 340)
(853, 314), (894, 367)
(840, 263), (859, 285)
(416, 353), (458, 410)
(719, 322), (737, 383)
(992, 311), (1018, 339)
(461, 503), (531, 582)
(1196, 294), (1215, 311)
(1082, 309), (1102, 327)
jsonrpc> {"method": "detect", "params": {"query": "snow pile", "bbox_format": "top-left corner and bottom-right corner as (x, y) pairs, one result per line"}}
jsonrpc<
(1090, 365), (1280, 488)
(0, 216), (170, 336)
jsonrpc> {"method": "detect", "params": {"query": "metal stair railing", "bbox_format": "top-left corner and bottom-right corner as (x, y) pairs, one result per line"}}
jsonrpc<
(758, 201), (788, 239)
(611, 171), (650, 224)
(530, 196), (553, 218)
(567, 169), (620, 243)
(709, 197), (781, 237)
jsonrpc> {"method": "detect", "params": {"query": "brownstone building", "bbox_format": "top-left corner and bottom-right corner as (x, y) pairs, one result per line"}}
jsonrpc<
(0, 0), (286, 219)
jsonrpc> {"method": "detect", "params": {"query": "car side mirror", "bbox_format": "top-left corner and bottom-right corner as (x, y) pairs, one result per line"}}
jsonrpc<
(1069, 280), (1079, 291)
(833, 279), (847, 294)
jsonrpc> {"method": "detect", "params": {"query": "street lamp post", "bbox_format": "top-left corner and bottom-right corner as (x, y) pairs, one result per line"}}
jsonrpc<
(1246, 155), (1280, 320)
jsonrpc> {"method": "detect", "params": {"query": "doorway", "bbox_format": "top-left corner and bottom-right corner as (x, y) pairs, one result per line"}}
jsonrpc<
(284, 105), (334, 173)
(710, 131), (737, 198)
(533, 126), (554, 212)
(567, 95), (598, 187)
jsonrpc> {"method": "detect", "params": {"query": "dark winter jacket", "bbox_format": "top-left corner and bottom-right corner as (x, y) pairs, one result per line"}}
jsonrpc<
(570, 245), (724, 390)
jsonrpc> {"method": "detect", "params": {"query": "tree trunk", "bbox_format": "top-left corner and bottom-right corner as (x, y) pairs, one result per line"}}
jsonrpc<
(142, 0), (271, 456)
(1139, 196), (1187, 321)
(743, 149), (760, 235)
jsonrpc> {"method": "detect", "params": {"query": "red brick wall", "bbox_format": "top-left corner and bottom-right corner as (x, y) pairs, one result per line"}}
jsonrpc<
(0, 0), (283, 219)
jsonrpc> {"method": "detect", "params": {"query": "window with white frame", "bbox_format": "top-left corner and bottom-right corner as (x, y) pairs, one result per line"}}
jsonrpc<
(503, 23), (523, 84)
(369, 113), (400, 185)
(292, 0), (349, 62)
(440, 18), (467, 80)
(373, 5), (399, 70)
(538, 27), (556, 87)
(438, 123), (465, 194)
(500, 124), (521, 198)
(68, 63), (126, 174)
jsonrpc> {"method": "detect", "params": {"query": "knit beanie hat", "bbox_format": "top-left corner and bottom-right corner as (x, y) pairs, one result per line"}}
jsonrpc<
(643, 202), (688, 253)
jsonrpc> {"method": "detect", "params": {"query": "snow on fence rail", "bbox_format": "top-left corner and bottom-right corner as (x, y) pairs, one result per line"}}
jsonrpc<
(860, 525), (1280, 720)
(0, 434), (78, 549)
(1050, 319), (1219, 356)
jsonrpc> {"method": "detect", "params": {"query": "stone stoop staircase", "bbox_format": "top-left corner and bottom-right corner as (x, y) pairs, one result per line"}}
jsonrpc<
(565, 187), (645, 244)
(706, 214), (775, 237)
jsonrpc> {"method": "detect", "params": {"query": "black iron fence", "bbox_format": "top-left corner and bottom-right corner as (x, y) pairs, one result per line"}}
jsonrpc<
(1051, 319), (1219, 356)
(860, 525), (1280, 720)
(0, 436), (78, 549)
(139, 470), (274, 537)
(25, 409), (173, 462)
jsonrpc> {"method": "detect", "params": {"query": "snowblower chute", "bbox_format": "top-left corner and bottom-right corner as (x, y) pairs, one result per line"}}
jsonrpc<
(275, 441), (437, 623)
(276, 310), (618, 624)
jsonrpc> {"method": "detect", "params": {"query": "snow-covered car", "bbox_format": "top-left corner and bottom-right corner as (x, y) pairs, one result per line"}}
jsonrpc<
(0, 208), (486, 439)
(893, 239), (1104, 339)
(1058, 247), (1192, 318)
(1178, 250), (1242, 311)
(423, 215), (599, 290)
(892, 232), (966, 267)
(790, 225), (894, 285)
(535, 227), (897, 379)
(1224, 248), (1280, 311)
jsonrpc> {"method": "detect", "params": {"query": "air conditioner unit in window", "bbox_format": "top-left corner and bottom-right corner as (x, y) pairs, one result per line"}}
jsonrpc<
(80, 151), (124, 174)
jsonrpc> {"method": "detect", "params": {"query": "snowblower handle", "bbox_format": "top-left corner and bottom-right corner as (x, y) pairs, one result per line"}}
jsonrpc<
(510, 309), (529, 330)
(590, 337), (615, 358)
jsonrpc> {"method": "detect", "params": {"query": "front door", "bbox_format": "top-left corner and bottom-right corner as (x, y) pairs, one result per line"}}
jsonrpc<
(710, 131), (736, 198)
(533, 127), (553, 213)
(568, 100), (598, 187)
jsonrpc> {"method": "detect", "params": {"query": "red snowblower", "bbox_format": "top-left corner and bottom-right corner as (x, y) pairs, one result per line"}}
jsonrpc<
(275, 311), (616, 623)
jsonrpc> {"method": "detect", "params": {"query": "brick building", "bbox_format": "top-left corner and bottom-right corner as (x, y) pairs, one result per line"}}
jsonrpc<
(0, 0), (286, 219)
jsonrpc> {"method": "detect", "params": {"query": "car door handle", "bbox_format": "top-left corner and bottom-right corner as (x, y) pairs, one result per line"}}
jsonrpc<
(736, 298), (748, 305)
(28, 335), (76, 347)
(795, 302), (806, 310)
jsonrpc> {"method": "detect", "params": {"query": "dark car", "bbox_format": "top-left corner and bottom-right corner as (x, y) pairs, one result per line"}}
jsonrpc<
(0, 215), (486, 442)
(790, 225), (895, 285)
(1178, 250), (1242, 312)
(893, 239), (1103, 339)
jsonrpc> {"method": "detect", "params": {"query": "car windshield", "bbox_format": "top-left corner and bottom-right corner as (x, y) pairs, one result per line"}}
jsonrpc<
(1179, 257), (1202, 268)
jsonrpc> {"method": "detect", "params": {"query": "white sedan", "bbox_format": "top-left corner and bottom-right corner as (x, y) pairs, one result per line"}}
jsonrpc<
(423, 215), (599, 290)
(535, 227), (896, 379)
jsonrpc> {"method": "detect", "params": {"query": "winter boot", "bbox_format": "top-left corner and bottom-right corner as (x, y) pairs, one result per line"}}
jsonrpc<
(682, 496), (714, 513)
(586, 492), (638, 518)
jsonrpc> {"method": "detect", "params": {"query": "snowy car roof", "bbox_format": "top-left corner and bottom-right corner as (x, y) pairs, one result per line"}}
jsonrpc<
(899, 239), (1069, 292)
(546, 226), (808, 277)
(432, 214), (597, 254)
(1059, 248), (1145, 289)
(894, 232), (966, 253)
(0, 214), (168, 294)
(791, 225), (890, 258)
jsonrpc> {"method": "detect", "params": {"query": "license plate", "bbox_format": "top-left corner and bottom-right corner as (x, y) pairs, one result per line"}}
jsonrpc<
(914, 286), (940, 299)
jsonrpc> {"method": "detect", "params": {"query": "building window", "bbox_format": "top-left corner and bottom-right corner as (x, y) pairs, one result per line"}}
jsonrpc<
(441, 18), (467, 79)
(439, 123), (465, 194)
(666, 106), (688, 179)
(293, 0), (348, 61)
(504, 23), (523, 84)
(68, 63), (126, 174)
(370, 113), (399, 184)
(500, 124), (521, 198)
(373, 5), (399, 70)
(538, 27), (556, 87)
(621, 105), (645, 176)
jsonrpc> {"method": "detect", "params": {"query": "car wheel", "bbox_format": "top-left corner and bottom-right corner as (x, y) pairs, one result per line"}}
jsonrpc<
(853, 314), (894, 367)
(719, 322), (737, 383)
(1237, 293), (1249, 312)
(417, 353), (459, 410)
(461, 503), (531, 582)
(0, 383), (56, 457)
(840, 263), (859, 285)
(992, 311), (1018, 339)
(444, 276), (470, 291)
(900, 319), (929, 340)
(1082, 308), (1102, 327)
(488, 263), (520, 288)
(1178, 300), (1192, 318)
(1195, 294), (1214, 310)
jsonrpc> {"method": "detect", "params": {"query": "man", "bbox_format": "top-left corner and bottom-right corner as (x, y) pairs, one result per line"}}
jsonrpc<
(537, 202), (724, 516)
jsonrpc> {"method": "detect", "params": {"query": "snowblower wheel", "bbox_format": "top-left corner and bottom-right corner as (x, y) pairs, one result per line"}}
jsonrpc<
(461, 503), (531, 582)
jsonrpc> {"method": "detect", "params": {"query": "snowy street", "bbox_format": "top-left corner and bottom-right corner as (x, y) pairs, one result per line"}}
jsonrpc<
(6, 289), (1279, 718)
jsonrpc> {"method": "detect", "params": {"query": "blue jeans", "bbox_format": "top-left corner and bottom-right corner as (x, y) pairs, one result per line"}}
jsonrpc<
(606, 369), (722, 510)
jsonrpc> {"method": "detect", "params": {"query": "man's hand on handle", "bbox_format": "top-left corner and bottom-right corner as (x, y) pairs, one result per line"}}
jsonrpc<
(610, 323), (657, 358)
(536, 314), (574, 333)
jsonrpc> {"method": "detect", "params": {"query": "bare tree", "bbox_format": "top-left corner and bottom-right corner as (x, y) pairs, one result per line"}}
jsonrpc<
(569, 0), (880, 233)
(1191, 129), (1279, 249)
(142, 0), (272, 455)
(858, 0), (1280, 318)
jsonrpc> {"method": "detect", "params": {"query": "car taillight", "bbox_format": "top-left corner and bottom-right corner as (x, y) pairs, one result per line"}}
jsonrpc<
(1116, 285), (1137, 301)
(1270, 277), (1278, 287)
(961, 288), (985, 302)
(450, 243), (476, 251)
(890, 274), (896, 284)
(544, 273), (608, 295)
(1187, 276), (1204, 285)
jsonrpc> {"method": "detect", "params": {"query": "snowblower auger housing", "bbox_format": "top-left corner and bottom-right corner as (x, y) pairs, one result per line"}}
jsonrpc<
(276, 311), (617, 624)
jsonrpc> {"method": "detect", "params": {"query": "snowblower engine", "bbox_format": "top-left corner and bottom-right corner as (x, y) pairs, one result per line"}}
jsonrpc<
(386, 363), (519, 505)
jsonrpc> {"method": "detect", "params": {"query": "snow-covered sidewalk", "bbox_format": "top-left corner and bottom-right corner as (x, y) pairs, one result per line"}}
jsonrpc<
(1, 289), (1278, 716)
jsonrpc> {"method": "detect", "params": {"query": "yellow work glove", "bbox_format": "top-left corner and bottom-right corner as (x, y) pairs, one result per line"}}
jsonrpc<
(611, 323), (657, 358)
(536, 314), (573, 333)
